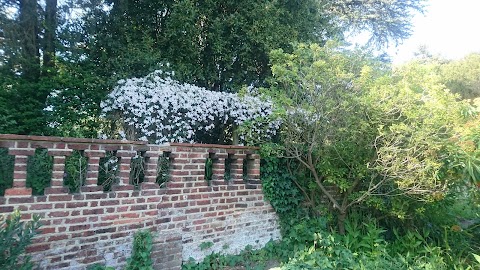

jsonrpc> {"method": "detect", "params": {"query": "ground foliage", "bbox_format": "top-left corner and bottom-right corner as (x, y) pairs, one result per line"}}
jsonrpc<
(183, 212), (479, 269)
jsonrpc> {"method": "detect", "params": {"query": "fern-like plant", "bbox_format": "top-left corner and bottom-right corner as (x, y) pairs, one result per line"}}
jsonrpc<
(0, 210), (41, 270)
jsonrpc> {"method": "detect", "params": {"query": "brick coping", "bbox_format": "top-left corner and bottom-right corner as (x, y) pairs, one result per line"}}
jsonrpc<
(169, 143), (259, 150)
(0, 134), (146, 145)
(0, 134), (259, 149)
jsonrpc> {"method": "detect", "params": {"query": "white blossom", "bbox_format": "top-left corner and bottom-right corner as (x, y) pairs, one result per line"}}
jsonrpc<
(101, 70), (278, 144)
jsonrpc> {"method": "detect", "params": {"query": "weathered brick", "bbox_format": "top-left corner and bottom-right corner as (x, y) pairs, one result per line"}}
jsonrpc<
(100, 200), (118, 206)
(0, 136), (280, 270)
(4, 188), (32, 197)
(26, 244), (50, 253)
(48, 211), (69, 218)
(48, 195), (73, 201)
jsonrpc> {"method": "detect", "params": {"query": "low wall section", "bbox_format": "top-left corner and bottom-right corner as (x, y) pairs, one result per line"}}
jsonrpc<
(0, 134), (280, 270)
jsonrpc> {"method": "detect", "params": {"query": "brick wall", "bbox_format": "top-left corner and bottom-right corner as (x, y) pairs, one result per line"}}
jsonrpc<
(0, 135), (280, 270)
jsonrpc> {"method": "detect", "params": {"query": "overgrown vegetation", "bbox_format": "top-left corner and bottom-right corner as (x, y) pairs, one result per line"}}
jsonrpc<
(184, 211), (479, 269)
(87, 230), (154, 270)
(185, 43), (480, 270)
(125, 230), (154, 270)
(1, 0), (480, 269)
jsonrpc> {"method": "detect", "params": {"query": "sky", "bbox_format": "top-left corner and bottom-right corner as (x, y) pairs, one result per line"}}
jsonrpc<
(388, 0), (480, 64)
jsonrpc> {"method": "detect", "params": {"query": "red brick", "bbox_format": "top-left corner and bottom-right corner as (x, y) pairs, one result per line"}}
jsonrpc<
(30, 203), (52, 210)
(204, 212), (217, 217)
(54, 203), (65, 208)
(188, 153), (207, 158)
(66, 217), (88, 224)
(193, 219), (206, 225)
(48, 150), (73, 156)
(0, 141), (15, 148)
(86, 193), (108, 200)
(26, 243), (50, 252)
(171, 170), (189, 176)
(111, 232), (129, 239)
(196, 200), (210, 205)
(121, 213), (139, 219)
(69, 224), (90, 231)
(39, 227), (56, 234)
(4, 188), (32, 197)
(8, 149), (35, 156)
(48, 211), (69, 218)
(0, 206), (14, 213)
(174, 202), (188, 207)
(89, 144), (100, 150)
(100, 200), (118, 206)
(66, 202), (88, 208)
(116, 206), (129, 212)
(157, 203), (173, 208)
(130, 205), (147, 211)
(48, 234), (69, 241)
(51, 256), (62, 263)
(68, 143), (89, 150)
(101, 215), (119, 221)
(144, 210), (157, 216)
(82, 208), (104, 215)
(48, 195), (73, 201)
(147, 197), (162, 203)
(185, 208), (200, 214)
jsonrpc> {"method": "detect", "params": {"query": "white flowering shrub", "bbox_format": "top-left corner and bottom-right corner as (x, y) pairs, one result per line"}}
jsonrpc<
(101, 70), (279, 144)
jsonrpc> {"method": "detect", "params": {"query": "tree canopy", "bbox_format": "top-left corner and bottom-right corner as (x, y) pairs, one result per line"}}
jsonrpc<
(0, 0), (426, 135)
(265, 43), (475, 233)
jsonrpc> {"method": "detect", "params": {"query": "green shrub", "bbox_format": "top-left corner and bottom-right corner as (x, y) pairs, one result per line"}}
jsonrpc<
(126, 230), (153, 270)
(281, 216), (453, 270)
(0, 148), (14, 196)
(26, 149), (53, 195)
(64, 150), (88, 193)
(0, 210), (41, 270)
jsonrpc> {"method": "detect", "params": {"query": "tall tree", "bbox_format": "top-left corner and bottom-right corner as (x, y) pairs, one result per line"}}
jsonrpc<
(43, 0), (57, 74)
(0, 0), (426, 136)
(19, 0), (40, 81)
(72, 0), (426, 91)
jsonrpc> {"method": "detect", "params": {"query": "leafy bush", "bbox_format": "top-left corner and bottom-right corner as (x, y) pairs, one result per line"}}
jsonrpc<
(0, 210), (41, 270)
(260, 144), (305, 232)
(184, 213), (478, 270)
(64, 150), (88, 193)
(0, 148), (14, 196)
(280, 215), (466, 270)
(26, 149), (53, 195)
(125, 230), (154, 270)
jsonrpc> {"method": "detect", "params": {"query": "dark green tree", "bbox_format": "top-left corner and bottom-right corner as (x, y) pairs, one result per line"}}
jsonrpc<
(0, 0), (425, 136)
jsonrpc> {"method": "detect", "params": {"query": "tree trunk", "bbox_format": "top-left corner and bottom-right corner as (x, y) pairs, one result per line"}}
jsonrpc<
(19, 0), (40, 81)
(337, 210), (347, 235)
(43, 0), (57, 74)
(232, 125), (239, 145)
